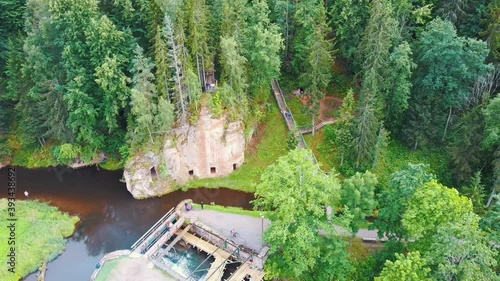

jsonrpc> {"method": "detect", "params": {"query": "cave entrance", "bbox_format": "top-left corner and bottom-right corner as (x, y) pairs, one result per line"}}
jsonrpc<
(211, 167), (216, 174)
(233, 163), (237, 171)
(150, 166), (157, 179)
(189, 170), (194, 176)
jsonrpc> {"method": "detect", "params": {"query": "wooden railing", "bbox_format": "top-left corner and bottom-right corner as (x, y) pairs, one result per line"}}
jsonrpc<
(271, 80), (318, 164)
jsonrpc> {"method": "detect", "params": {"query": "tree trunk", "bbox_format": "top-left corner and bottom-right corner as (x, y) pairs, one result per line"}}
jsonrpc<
(147, 126), (154, 144)
(486, 187), (498, 207)
(442, 107), (452, 142)
(196, 54), (202, 88)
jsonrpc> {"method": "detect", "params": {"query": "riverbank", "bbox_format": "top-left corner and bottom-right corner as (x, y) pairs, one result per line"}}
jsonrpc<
(0, 199), (79, 281)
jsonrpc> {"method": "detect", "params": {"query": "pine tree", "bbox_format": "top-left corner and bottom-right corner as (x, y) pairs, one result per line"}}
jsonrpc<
(354, 97), (380, 169)
(245, 0), (283, 98)
(163, 14), (189, 123)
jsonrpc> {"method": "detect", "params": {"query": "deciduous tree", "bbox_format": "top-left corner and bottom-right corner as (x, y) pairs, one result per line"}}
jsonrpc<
(402, 181), (473, 250)
(375, 251), (431, 281)
(254, 148), (348, 280)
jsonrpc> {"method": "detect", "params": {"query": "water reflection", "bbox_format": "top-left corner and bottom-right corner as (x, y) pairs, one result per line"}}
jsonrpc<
(0, 167), (253, 280)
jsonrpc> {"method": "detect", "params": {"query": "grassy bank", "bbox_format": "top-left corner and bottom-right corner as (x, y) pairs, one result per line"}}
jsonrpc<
(0, 199), (79, 281)
(184, 102), (289, 192)
(191, 203), (270, 218)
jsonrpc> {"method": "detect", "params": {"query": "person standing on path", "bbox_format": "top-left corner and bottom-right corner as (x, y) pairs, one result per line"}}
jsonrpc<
(201, 202), (204, 209)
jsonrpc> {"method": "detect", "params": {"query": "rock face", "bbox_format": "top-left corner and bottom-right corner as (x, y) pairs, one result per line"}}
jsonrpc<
(124, 108), (246, 199)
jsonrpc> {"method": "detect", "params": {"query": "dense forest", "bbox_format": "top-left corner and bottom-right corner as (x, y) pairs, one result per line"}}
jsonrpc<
(0, 0), (499, 280)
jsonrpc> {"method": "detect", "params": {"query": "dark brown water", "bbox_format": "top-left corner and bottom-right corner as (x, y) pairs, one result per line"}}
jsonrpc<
(0, 167), (253, 281)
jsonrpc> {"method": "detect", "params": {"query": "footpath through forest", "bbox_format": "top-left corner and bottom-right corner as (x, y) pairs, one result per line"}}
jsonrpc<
(185, 209), (384, 246)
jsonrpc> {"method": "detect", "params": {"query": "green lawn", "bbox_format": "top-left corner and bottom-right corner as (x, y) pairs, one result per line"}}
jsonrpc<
(184, 102), (289, 192)
(0, 200), (79, 281)
(287, 97), (312, 128)
(303, 131), (335, 173)
(192, 203), (270, 218)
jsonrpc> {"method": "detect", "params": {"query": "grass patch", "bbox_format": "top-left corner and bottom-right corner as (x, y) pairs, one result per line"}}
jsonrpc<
(192, 203), (270, 218)
(305, 131), (450, 187)
(99, 156), (124, 170)
(347, 237), (382, 261)
(286, 97), (312, 128)
(0, 199), (79, 281)
(373, 140), (450, 187)
(303, 131), (335, 173)
(184, 102), (288, 192)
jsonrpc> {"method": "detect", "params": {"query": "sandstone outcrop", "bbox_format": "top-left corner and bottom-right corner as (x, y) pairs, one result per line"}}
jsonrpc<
(124, 108), (246, 199)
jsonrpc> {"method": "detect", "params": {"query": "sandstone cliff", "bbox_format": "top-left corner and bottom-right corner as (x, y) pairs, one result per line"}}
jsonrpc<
(124, 108), (245, 198)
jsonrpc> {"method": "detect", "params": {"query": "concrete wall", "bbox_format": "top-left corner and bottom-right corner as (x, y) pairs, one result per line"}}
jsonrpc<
(191, 223), (266, 270)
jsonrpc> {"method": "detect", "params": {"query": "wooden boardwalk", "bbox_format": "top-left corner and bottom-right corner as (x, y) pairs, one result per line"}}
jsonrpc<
(299, 120), (336, 135)
(271, 80), (318, 164)
(181, 232), (232, 259)
(206, 256), (227, 281)
(227, 261), (265, 281)
(156, 225), (192, 258)
(180, 231), (265, 281)
(271, 81), (307, 149)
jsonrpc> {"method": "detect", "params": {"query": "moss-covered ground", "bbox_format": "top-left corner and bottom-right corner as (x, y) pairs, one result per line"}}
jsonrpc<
(0, 199), (79, 281)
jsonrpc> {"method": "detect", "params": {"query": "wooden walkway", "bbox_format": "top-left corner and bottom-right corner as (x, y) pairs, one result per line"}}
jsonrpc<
(156, 225), (192, 258)
(227, 261), (265, 281)
(299, 120), (336, 134)
(181, 231), (265, 281)
(181, 232), (231, 259)
(206, 256), (227, 281)
(271, 81), (307, 149)
(271, 80), (318, 164)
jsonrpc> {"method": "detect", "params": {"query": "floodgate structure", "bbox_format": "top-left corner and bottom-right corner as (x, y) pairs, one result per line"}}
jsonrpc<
(91, 199), (268, 281)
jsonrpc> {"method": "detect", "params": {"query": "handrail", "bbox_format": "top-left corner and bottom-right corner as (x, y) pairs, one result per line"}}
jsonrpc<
(131, 207), (175, 251)
(272, 80), (318, 164)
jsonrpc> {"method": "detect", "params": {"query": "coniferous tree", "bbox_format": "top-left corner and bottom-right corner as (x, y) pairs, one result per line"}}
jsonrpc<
(163, 14), (189, 123)
(220, 36), (247, 104)
(245, 0), (283, 98)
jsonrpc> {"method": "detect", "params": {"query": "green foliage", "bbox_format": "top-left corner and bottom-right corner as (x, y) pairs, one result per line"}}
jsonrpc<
(375, 251), (431, 281)
(383, 42), (415, 132)
(209, 92), (223, 117)
(374, 163), (435, 240)
(405, 18), (492, 147)
(0, 199), (78, 281)
(254, 148), (349, 280)
(402, 181), (473, 250)
(286, 130), (298, 150)
(341, 171), (378, 234)
(480, 196), (500, 242)
(480, 0), (500, 62)
(329, 0), (370, 65)
(245, 0), (283, 98)
(462, 171), (487, 214)
(220, 35), (248, 104)
(52, 143), (81, 164)
(426, 212), (498, 281)
(353, 99), (380, 169)
(483, 94), (500, 150)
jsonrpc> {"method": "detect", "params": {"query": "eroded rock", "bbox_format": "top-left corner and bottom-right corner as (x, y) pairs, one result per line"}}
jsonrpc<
(124, 108), (246, 199)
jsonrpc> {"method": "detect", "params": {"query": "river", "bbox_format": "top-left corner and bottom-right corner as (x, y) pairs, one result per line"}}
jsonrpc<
(0, 167), (254, 281)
